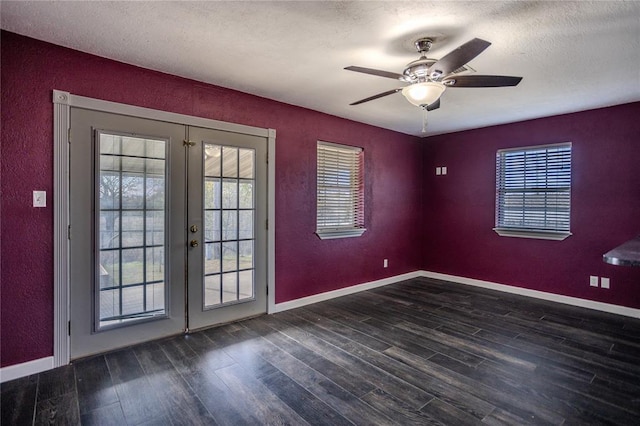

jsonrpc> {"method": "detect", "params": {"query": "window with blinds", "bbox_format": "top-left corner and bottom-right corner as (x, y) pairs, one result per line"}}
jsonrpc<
(316, 141), (366, 239)
(494, 142), (572, 240)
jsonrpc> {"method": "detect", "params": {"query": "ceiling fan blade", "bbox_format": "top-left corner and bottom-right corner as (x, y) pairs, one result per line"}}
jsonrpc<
(349, 88), (402, 105)
(345, 66), (405, 80)
(443, 75), (523, 87)
(426, 98), (440, 111)
(428, 38), (491, 78)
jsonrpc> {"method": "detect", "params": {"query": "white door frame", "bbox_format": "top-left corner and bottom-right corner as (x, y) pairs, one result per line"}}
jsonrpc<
(52, 90), (276, 367)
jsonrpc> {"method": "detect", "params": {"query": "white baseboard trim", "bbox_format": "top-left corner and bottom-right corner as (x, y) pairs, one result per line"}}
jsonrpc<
(420, 271), (640, 319)
(272, 271), (423, 313)
(272, 269), (640, 319)
(0, 356), (55, 383)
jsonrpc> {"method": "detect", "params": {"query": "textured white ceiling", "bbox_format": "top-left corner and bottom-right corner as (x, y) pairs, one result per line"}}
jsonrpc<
(2, 1), (639, 137)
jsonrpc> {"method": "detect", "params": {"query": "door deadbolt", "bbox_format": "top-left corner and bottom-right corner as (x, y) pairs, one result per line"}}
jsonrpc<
(190, 225), (198, 233)
(190, 239), (199, 247)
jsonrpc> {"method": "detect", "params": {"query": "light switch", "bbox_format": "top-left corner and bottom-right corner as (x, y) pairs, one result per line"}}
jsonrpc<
(601, 277), (610, 289)
(589, 275), (599, 287)
(33, 190), (46, 207)
(435, 167), (442, 175)
(442, 166), (447, 175)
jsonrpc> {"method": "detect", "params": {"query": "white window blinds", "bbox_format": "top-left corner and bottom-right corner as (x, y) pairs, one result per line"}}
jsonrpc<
(495, 142), (572, 240)
(316, 141), (365, 239)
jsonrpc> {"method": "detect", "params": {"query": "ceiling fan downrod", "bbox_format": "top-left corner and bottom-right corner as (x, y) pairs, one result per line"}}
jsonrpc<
(421, 105), (429, 133)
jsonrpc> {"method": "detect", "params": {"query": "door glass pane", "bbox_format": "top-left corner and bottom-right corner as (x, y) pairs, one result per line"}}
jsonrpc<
(238, 149), (254, 179)
(204, 274), (221, 306)
(100, 290), (118, 321)
(146, 282), (165, 312)
(121, 248), (144, 285)
(239, 211), (253, 240)
(204, 210), (221, 242)
(146, 247), (164, 282)
(222, 179), (238, 209)
(122, 211), (144, 247)
(222, 211), (237, 240)
(204, 145), (221, 176)
(121, 173), (144, 209)
(146, 175), (165, 210)
(205, 243), (221, 274)
(203, 143), (256, 308)
(100, 211), (120, 249)
(204, 178), (221, 209)
(222, 147), (238, 178)
(222, 241), (237, 272)
(222, 272), (238, 304)
(239, 181), (253, 209)
(146, 211), (164, 247)
(238, 270), (253, 299)
(122, 286), (144, 315)
(239, 240), (253, 270)
(97, 131), (168, 329)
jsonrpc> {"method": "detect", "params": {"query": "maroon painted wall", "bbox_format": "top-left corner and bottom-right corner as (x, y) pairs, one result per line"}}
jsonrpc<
(423, 103), (640, 307)
(1, 31), (424, 367)
(3, 30), (638, 369)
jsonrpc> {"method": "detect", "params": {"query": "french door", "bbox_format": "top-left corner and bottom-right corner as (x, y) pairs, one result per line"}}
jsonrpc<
(69, 108), (267, 359)
(186, 126), (267, 330)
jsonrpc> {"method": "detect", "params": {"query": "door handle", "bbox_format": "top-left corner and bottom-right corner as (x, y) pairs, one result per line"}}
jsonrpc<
(190, 239), (199, 247)
(190, 225), (198, 233)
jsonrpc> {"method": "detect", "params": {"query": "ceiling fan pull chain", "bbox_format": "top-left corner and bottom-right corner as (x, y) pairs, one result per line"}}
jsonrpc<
(422, 106), (428, 133)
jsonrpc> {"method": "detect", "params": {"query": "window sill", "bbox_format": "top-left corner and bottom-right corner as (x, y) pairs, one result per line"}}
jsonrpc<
(493, 228), (572, 241)
(316, 228), (366, 240)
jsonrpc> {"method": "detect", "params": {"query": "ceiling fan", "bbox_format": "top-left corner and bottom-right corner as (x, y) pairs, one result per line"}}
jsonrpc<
(345, 38), (522, 112)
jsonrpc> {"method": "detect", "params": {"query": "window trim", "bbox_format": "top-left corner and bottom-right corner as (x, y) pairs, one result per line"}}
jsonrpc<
(316, 141), (366, 240)
(493, 228), (572, 241)
(316, 228), (366, 240)
(494, 142), (572, 241)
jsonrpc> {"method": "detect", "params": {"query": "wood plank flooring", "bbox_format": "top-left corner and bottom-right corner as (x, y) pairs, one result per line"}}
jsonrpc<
(3, 277), (640, 425)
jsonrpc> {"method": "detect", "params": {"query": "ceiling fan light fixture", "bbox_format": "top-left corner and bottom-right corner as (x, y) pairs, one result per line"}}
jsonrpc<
(401, 82), (446, 107)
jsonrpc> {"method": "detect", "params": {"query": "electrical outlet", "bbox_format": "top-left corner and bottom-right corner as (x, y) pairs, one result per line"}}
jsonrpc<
(589, 276), (599, 287)
(33, 190), (46, 207)
(601, 277), (610, 289)
(383, 259), (388, 268)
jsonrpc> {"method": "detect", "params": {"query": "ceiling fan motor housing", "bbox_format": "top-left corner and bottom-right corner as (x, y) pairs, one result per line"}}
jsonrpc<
(403, 58), (437, 83)
(403, 38), (437, 83)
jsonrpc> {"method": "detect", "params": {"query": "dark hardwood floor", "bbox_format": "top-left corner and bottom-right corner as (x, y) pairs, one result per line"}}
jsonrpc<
(3, 277), (640, 425)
